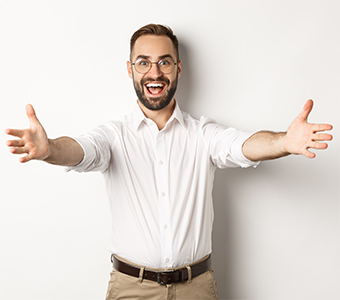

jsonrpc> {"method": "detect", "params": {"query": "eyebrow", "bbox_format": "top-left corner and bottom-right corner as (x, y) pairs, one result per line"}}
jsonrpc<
(135, 54), (175, 61)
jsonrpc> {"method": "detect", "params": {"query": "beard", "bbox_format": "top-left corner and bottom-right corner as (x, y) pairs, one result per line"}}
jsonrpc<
(133, 73), (178, 111)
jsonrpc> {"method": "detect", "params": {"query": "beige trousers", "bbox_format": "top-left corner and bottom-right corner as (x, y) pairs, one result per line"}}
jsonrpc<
(105, 255), (219, 300)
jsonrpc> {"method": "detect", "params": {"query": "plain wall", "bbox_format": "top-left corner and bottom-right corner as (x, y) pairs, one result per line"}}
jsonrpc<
(0, 1), (339, 299)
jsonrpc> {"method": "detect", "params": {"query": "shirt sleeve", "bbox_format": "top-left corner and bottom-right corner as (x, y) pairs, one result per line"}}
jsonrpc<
(200, 116), (260, 169)
(65, 125), (113, 173)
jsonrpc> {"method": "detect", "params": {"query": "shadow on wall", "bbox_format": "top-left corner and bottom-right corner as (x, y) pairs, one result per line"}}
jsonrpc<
(212, 164), (281, 298)
(211, 158), (336, 299)
(175, 40), (195, 114)
(212, 163), (288, 297)
(212, 167), (258, 298)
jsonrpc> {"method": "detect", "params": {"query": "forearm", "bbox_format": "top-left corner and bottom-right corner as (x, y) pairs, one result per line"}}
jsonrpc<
(242, 131), (290, 162)
(44, 137), (84, 166)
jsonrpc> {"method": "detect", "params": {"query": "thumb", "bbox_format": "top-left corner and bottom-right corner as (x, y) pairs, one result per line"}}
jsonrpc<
(297, 99), (314, 121)
(26, 104), (41, 126)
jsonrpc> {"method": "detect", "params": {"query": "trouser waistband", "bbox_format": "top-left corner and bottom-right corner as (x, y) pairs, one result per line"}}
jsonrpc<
(112, 255), (211, 285)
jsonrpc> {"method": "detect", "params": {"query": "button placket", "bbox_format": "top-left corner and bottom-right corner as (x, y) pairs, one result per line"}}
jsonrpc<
(155, 131), (173, 268)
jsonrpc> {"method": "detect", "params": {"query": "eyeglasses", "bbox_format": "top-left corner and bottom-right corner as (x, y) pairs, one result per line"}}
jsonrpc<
(131, 57), (177, 74)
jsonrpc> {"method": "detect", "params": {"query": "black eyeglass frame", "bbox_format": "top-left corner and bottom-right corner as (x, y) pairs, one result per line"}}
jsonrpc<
(131, 57), (178, 74)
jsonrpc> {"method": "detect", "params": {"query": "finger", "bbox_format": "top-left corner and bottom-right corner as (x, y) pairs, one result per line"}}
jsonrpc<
(302, 148), (316, 159)
(308, 141), (329, 150)
(312, 123), (333, 133)
(312, 133), (333, 142)
(26, 104), (41, 126)
(6, 139), (25, 147)
(298, 99), (314, 121)
(19, 154), (34, 163)
(9, 146), (29, 155)
(5, 128), (25, 138)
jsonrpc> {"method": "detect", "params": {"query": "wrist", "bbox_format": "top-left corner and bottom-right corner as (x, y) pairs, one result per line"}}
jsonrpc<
(278, 132), (290, 156)
(43, 139), (53, 162)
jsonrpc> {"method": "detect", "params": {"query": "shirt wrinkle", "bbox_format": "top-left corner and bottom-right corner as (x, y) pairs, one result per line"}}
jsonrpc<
(67, 103), (259, 268)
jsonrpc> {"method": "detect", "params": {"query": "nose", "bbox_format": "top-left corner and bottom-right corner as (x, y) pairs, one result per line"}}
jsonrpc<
(147, 62), (162, 78)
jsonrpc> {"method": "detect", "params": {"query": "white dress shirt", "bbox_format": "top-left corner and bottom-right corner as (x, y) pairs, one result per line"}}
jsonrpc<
(67, 102), (259, 269)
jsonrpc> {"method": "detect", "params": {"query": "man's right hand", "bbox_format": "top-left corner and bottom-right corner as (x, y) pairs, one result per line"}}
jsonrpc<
(5, 104), (51, 163)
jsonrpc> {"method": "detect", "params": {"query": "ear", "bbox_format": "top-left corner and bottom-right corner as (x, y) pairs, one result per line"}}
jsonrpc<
(127, 61), (133, 79)
(177, 60), (182, 79)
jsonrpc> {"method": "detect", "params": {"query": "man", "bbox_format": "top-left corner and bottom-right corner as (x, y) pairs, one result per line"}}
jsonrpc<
(5, 24), (333, 299)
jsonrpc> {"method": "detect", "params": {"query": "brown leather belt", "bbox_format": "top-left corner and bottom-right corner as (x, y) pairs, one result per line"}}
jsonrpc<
(113, 255), (211, 285)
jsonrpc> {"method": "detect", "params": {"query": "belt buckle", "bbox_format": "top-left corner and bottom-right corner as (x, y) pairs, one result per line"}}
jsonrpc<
(157, 270), (176, 285)
(157, 272), (166, 285)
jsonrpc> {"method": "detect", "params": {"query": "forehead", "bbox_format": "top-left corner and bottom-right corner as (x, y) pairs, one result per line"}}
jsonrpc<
(131, 35), (177, 61)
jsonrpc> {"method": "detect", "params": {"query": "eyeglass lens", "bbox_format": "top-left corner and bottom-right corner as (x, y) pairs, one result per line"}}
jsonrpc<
(134, 58), (175, 74)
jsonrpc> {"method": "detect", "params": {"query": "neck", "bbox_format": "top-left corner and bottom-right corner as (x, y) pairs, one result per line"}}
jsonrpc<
(138, 98), (176, 130)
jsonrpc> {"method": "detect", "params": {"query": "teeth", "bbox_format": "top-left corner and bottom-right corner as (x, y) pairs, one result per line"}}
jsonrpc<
(146, 83), (164, 88)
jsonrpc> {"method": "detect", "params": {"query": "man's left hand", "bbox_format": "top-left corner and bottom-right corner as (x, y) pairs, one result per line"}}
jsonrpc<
(284, 99), (333, 158)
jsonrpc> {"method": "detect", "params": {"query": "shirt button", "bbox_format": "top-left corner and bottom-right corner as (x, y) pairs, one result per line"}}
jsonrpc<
(165, 258), (170, 263)
(161, 192), (166, 197)
(164, 224), (168, 229)
(158, 133), (164, 137)
(159, 160), (164, 165)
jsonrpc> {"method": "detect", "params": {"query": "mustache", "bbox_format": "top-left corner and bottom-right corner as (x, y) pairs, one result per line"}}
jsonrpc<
(141, 76), (170, 85)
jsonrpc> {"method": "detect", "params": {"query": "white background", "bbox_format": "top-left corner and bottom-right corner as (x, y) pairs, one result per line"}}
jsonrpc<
(0, 0), (339, 299)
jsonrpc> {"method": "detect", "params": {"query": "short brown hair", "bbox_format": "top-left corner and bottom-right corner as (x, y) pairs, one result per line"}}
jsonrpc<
(130, 24), (179, 61)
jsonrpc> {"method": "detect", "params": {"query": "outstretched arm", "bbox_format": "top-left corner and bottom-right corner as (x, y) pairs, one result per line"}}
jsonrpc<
(242, 99), (333, 161)
(5, 104), (84, 166)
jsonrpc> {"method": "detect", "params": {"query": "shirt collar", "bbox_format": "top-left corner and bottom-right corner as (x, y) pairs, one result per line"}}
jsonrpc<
(132, 101), (147, 130)
(132, 100), (185, 130)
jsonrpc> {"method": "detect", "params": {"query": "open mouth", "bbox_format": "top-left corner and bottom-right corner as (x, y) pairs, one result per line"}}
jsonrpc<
(144, 82), (166, 96)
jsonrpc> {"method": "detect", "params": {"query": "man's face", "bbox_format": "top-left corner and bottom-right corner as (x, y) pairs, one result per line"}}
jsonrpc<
(127, 35), (182, 111)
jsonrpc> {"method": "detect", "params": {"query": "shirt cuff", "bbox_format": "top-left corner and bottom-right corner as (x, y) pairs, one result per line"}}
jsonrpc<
(65, 136), (96, 173)
(230, 131), (260, 168)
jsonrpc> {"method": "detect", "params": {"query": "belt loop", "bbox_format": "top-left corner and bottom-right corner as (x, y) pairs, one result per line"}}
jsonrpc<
(111, 254), (114, 264)
(139, 266), (145, 283)
(186, 265), (192, 283)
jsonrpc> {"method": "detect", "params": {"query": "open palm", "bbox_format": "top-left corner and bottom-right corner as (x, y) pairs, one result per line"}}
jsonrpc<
(284, 100), (333, 158)
(5, 104), (50, 163)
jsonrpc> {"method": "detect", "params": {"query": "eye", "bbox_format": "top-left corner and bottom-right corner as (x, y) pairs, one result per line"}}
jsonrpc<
(159, 59), (170, 66)
(136, 59), (150, 68)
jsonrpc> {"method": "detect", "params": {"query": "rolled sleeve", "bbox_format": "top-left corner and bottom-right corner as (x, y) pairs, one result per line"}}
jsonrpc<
(200, 116), (260, 169)
(229, 131), (260, 168)
(65, 136), (97, 173)
(65, 124), (113, 173)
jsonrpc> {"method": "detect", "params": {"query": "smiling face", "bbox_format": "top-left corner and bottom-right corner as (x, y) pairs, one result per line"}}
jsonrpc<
(127, 35), (182, 111)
